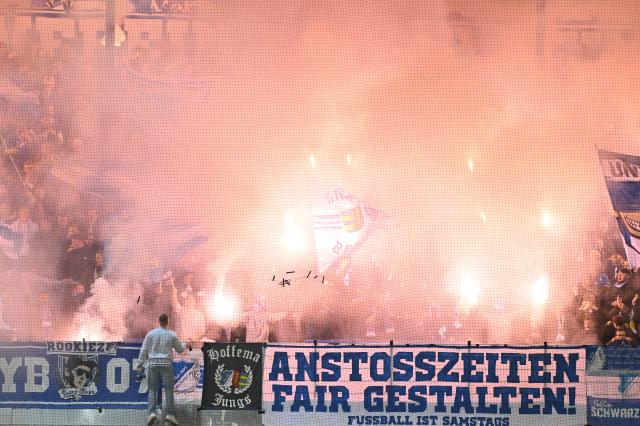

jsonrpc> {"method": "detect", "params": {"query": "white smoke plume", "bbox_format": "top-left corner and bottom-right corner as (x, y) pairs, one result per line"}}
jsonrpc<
(3, 0), (640, 343)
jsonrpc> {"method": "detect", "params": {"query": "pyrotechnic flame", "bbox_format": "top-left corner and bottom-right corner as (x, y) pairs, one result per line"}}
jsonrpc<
(459, 275), (481, 306)
(531, 275), (550, 305)
(208, 291), (239, 324)
(74, 318), (103, 342)
(282, 213), (306, 252)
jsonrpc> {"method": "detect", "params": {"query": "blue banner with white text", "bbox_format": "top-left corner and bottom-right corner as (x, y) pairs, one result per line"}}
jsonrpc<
(3, 341), (639, 423)
(263, 345), (589, 426)
(0, 342), (203, 409)
(586, 345), (640, 426)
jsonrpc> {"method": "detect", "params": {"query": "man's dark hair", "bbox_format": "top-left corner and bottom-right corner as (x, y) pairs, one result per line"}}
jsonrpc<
(63, 356), (98, 388)
(612, 315), (625, 327)
(66, 356), (98, 372)
(159, 314), (168, 325)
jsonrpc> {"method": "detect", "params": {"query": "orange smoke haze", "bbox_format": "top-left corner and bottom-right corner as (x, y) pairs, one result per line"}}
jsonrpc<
(2, 0), (640, 343)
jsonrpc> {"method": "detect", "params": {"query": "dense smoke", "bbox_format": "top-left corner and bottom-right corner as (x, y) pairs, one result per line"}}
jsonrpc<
(2, 0), (640, 344)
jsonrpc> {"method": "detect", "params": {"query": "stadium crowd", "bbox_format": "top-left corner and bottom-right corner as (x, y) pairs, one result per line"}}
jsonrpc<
(572, 214), (640, 345)
(0, 37), (199, 342)
(0, 38), (111, 340)
(32, 1), (194, 14)
(0, 22), (639, 347)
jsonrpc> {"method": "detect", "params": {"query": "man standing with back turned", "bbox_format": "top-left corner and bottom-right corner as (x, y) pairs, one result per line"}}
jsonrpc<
(137, 313), (185, 426)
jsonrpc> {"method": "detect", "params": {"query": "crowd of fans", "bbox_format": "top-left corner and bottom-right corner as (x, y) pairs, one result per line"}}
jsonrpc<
(0, 38), (109, 339)
(573, 214), (640, 345)
(32, 1), (194, 14)
(0, 37), (183, 341)
(131, 0), (195, 14)
(1, 8), (639, 347)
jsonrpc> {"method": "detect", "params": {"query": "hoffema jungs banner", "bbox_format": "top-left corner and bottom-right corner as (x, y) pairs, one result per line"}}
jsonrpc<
(200, 343), (264, 410)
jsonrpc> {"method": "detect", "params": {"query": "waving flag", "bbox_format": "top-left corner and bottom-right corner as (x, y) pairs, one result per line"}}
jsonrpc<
(312, 207), (365, 233)
(312, 190), (382, 274)
(341, 207), (365, 232)
(598, 149), (640, 267)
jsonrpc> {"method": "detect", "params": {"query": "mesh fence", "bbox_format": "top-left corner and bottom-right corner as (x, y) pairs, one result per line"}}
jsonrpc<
(1, 0), (640, 424)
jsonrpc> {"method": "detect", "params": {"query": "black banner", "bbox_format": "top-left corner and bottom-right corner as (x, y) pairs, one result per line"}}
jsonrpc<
(200, 343), (263, 410)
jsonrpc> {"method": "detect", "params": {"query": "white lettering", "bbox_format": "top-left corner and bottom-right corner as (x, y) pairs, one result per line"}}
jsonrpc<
(106, 358), (130, 393)
(0, 358), (22, 393)
(593, 407), (640, 418)
(24, 357), (49, 393)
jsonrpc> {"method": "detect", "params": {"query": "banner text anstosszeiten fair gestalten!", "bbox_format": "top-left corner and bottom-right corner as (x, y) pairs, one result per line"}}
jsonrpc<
(263, 346), (586, 426)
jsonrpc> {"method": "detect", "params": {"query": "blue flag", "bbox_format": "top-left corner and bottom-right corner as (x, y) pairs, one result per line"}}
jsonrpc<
(598, 149), (640, 267)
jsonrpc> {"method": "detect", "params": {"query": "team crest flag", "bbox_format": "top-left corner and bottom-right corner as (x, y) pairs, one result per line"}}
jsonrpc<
(312, 190), (381, 274)
(597, 149), (640, 267)
(200, 343), (264, 411)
